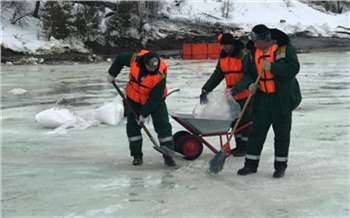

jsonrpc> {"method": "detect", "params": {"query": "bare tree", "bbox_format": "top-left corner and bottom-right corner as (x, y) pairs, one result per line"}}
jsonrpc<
(174, 0), (187, 7)
(1, 1), (35, 26)
(74, 4), (101, 41)
(136, 1), (160, 31)
(310, 1), (350, 14)
(42, 1), (73, 40)
(221, 0), (234, 19)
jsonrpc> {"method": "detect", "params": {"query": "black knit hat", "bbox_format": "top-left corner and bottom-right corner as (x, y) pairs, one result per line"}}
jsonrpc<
(250, 24), (271, 41)
(220, 33), (235, 45)
(143, 51), (159, 67)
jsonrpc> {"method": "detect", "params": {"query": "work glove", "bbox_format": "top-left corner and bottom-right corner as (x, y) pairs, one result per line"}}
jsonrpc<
(230, 87), (238, 97)
(137, 115), (145, 126)
(199, 90), (208, 105)
(106, 74), (116, 83)
(248, 83), (259, 94)
(262, 60), (271, 71)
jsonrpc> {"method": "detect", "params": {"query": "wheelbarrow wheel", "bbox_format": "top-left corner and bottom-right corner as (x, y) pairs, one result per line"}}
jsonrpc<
(178, 135), (203, 160)
(173, 131), (191, 153)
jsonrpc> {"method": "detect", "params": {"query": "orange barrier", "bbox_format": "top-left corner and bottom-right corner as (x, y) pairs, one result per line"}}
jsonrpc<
(182, 43), (221, 60)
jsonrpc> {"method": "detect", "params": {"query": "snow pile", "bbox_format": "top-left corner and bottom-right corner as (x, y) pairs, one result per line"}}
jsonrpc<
(172, 160), (210, 176)
(170, 1), (350, 37)
(1, 7), (89, 54)
(8, 88), (28, 95)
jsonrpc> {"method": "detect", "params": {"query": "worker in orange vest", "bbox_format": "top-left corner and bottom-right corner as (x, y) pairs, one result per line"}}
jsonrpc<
(200, 33), (254, 157)
(106, 50), (176, 167)
(236, 24), (302, 178)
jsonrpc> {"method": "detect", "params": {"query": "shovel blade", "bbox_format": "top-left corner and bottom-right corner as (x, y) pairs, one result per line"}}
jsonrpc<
(153, 146), (175, 157)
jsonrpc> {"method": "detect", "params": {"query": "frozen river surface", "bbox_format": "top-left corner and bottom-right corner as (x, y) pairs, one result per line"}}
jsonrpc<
(1, 52), (350, 217)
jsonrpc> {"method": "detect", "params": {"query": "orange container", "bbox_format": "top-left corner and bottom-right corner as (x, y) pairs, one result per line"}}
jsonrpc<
(182, 43), (221, 60)
(182, 44), (192, 60)
(192, 44), (208, 59)
(208, 43), (220, 59)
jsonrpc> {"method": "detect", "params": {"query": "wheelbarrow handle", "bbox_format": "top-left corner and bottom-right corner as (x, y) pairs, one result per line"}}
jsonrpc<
(166, 88), (180, 97)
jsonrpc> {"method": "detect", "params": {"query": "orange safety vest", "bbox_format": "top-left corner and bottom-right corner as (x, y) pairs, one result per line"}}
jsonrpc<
(220, 51), (250, 100)
(126, 50), (168, 105)
(217, 33), (223, 43)
(255, 44), (278, 93)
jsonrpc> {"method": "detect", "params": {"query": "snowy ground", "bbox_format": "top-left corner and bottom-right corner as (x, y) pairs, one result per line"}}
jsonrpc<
(1, 52), (349, 217)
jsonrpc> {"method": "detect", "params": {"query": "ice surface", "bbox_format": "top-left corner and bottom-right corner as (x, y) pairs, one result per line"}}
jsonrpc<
(1, 52), (349, 217)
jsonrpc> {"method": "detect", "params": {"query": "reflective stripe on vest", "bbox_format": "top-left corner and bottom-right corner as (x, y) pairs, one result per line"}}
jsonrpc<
(220, 55), (250, 100)
(255, 44), (278, 93)
(126, 50), (168, 105)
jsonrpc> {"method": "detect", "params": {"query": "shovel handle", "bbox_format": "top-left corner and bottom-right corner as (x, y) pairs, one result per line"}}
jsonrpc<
(111, 81), (158, 146)
(227, 69), (263, 143)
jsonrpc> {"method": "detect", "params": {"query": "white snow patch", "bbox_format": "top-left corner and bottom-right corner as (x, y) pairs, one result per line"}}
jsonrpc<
(172, 160), (209, 176)
(8, 88), (27, 95)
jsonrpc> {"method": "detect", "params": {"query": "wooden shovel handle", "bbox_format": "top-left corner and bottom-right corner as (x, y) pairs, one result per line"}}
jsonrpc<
(227, 69), (263, 143)
(111, 81), (158, 146)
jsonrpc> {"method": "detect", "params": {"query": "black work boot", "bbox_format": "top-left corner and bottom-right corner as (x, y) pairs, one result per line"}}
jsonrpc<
(273, 170), (285, 178)
(163, 155), (176, 167)
(233, 144), (246, 157)
(237, 159), (259, 176)
(230, 147), (239, 155)
(273, 161), (287, 178)
(237, 165), (257, 175)
(132, 155), (143, 166)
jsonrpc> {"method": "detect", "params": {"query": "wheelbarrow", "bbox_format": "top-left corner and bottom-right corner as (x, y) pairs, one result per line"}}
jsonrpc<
(170, 112), (251, 160)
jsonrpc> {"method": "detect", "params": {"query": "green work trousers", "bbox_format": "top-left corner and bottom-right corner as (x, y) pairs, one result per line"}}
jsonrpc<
(245, 93), (292, 170)
(126, 98), (174, 157)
